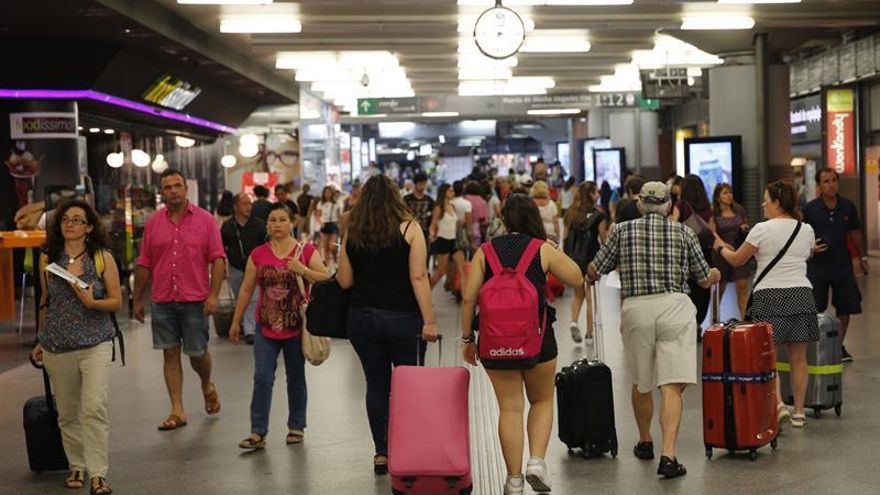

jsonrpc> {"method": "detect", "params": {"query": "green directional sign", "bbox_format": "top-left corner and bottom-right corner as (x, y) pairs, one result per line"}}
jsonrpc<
(638, 97), (660, 110)
(357, 98), (378, 115)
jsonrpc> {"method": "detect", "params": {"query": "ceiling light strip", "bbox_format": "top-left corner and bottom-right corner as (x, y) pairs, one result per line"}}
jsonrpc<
(0, 89), (237, 134)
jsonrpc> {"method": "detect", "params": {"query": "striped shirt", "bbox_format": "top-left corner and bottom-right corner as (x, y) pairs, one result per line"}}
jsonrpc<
(591, 212), (710, 299)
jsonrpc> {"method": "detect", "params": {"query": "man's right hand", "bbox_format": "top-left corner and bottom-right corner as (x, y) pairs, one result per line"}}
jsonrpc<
(133, 300), (145, 323)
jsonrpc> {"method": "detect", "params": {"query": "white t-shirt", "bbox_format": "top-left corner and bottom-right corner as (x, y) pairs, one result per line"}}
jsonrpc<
(561, 187), (575, 210)
(537, 200), (558, 236)
(745, 218), (815, 291)
(437, 209), (457, 240)
(318, 200), (340, 223)
(451, 197), (472, 224)
(488, 195), (500, 221)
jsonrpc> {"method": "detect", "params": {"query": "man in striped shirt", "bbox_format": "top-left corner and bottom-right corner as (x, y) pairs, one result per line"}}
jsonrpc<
(587, 181), (720, 480)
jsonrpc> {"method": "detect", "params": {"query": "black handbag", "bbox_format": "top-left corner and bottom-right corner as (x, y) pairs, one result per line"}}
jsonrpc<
(305, 276), (350, 339)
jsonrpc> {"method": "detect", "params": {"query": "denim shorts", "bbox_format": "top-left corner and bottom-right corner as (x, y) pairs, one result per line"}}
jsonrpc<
(152, 302), (210, 356)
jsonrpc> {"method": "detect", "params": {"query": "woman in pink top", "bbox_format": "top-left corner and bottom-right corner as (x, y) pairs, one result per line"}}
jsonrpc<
(230, 203), (330, 449)
(464, 180), (489, 249)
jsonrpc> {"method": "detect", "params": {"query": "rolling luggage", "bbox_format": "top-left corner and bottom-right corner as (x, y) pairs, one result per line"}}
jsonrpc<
(547, 273), (565, 299)
(388, 340), (472, 495)
(702, 319), (779, 461)
(777, 313), (843, 419)
(24, 359), (68, 472)
(556, 283), (618, 458)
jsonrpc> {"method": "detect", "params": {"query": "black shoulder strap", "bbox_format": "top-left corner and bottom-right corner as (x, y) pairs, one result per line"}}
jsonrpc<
(752, 221), (802, 292)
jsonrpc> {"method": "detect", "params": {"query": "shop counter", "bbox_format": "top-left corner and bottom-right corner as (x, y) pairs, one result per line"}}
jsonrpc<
(0, 231), (46, 320)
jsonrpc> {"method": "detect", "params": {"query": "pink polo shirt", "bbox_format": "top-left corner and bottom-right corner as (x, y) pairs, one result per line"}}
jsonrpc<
(137, 202), (226, 303)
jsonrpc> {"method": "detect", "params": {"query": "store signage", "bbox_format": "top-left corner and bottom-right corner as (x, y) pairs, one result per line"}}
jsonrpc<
(357, 97), (418, 115)
(790, 94), (822, 143)
(9, 112), (78, 139)
(356, 93), (640, 117)
(825, 89), (855, 176)
(143, 75), (201, 111)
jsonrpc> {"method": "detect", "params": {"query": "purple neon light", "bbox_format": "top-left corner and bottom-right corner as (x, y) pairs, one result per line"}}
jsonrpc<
(0, 89), (237, 134)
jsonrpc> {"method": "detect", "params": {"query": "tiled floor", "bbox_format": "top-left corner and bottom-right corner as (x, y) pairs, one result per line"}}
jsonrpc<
(0, 274), (877, 495)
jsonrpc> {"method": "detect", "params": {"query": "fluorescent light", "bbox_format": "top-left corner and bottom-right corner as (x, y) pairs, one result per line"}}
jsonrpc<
(520, 30), (591, 53)
(220, 16), (301, 33)
(221, 155), (237, 168)
(179, 1), (272, 4)
(681, 15), (755, 30)
(457, 0), (633, 4)
(359, 114), (388, 118)
(458, 16), (534, 34)
(239, 133), (260, 147)
(103, 129), (115, 134)
(458, 67), (513, 80)
(106, 152), (124, 168)
(175, 136), (196, 148)
(89, 127), (100, 133)
(439, 135), (446, 144)
(459, 79), (553, 96)
(421, 112), (460, 117)
(718, 0), (799, 3)
(527, 108), (582, 115)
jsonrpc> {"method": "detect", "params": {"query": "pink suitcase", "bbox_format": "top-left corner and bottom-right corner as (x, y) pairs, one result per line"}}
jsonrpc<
(388, 364), (472, 495)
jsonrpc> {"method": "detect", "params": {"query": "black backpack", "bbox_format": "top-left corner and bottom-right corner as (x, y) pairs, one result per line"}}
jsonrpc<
(564, 212), (602, 271)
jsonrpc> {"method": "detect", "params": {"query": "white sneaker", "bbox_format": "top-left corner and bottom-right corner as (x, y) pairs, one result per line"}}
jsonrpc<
(777, 404), (791, 431)
(504, 474), (524, 495)
(569, 323), (583, 344)
(584, 334), (594, 345)
(525, 458), (551, 493)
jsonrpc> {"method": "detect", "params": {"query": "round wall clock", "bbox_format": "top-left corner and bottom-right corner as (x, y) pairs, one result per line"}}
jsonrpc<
(473, 5), (525, 60)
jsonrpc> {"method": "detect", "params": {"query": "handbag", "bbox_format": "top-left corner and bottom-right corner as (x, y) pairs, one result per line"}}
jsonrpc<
(745, 221), (802, 317)
(305, 277), (350, 339)
(682, 213), (714, 251)
(292, 246), (330, 366)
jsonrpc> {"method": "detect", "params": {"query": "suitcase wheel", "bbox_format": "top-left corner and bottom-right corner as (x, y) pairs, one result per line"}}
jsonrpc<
(749, 449), (758, 461)
(459, 488), (473, 495)
(814, 409), (822, 420)
(705, 446), (713, 459)
(835, 404), (842, 417)
(610, 447), (618, 458)
(770, 438), (778, 450)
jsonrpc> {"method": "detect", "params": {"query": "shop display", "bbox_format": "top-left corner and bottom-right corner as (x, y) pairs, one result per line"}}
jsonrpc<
(581, 138), (611, 182)
(684, 136), (742, 200)
(593, 148), (625, 190)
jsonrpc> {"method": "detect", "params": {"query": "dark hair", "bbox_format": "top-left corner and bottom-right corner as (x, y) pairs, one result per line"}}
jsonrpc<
(216, 190), (234, 217)
(266, 202), (293, 221)
(563, 177), (576, 190)
(160, 168), (185, 182)
(711, 183), (737, 216)
(564, 181), (598, 229)
(501, 193), (547, 240)
(766, 180), (800, 218)
(599, 181), (612, 210)
(464, 180), (482, 196)
(815, 167), (838, 184)
(274, 184), (289, 194)
(453, 180), (464, 196)
(435, 183), (452, 213)
(624, 175), (646, 196)
(681, 174), (710, 212)
(320, 186), (334, 203)
(347, 175), (414, 250)
(45, 199), (112, 264)
(413, 172), (428, 184)
(253, 185), (269, 198)
(302, 184), (311, 193)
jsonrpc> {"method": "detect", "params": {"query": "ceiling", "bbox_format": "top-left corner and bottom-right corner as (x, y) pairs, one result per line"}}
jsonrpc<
(152, 0), (880, 107)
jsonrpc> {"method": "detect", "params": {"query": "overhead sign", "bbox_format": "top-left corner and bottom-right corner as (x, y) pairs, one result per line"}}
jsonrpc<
(357, 97), (418, 115)
(143, 74), (202, 111)
(790, 94), (822, 143)
(355, 93), (640, 117)
(10, 112), (78, 139)
(825, 88), (855, 176)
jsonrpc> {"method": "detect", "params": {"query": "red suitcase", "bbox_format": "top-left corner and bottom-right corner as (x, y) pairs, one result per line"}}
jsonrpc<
(702, 320), (779, 461)
(388, 355), (472, 494)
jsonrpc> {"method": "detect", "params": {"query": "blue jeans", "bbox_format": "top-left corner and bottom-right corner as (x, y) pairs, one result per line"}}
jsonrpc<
(347, 307), (425, 456)
(228, 266), (258, 337)
(250, 330), (307, 436)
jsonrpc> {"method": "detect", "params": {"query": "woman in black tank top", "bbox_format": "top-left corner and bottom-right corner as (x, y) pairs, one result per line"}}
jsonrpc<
(459, 193), (583, 494)
(337, 175), (438, 475)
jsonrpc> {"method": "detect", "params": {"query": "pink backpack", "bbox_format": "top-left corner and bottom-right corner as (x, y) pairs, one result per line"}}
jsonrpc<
(478, 238), (547, 368)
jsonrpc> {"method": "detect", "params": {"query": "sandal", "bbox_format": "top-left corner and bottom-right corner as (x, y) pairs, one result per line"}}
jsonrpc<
(286, 430), (305, 445)
(374, 454), (388, 475)
(90, 476), (113, 495)
(203, 383), (221, 415)
(791, 413), (806, 428)
(239, 434), (266, 450)
(157, 414), (188, 431)
(65, 469), (85, 489)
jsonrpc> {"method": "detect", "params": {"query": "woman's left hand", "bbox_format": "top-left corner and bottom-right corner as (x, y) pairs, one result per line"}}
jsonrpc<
(68, 281), (96, 309)
(421, 322), (439, 342)
(462, 343), (478, 366)
(287, 256), (306, 276)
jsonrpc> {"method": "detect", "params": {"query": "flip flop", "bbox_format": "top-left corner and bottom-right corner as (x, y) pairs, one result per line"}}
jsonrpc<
(65, 469), (85, 489)
(286, 430), (305, 444)
(157, 414), (188, 431)
(204, 383), (221, 414)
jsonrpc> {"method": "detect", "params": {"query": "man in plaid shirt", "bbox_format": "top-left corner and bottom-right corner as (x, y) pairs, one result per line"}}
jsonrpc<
(587, 181), (720, 480)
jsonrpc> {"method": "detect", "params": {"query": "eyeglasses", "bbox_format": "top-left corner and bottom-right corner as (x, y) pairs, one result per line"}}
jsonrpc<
(61, 217), (89, 226)
(265, 150), (298, 167)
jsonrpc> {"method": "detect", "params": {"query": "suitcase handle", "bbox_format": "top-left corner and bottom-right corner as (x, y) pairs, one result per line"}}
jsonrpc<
(416, 334), (443, 367)
(590, 281), (605, 363)
(30, 354), (58, 416)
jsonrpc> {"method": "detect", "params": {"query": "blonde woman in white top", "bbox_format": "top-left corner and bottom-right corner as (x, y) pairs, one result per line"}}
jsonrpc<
(532, 181), (560, 243)
(429, 184), (467, 289)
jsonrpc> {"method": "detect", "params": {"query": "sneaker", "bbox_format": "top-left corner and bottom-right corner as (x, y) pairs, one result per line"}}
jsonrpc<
(503, 474), (524, 495)
(777, 404), (791, 430)
(841, 347), (853, 363)
(525, 458), (551, 493)
(633, 441), (655, 460)
(791, 413), (806, 428)
(657, 456), (687, 479)
(569, 323), (583, 344)
(584, 332), (594, 345)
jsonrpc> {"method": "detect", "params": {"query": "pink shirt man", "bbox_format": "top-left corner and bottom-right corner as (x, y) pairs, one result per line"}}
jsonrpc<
(137, 202), (226, 303)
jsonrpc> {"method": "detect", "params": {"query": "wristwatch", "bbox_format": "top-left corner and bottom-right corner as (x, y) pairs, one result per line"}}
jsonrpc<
(461, 334), (475, 344)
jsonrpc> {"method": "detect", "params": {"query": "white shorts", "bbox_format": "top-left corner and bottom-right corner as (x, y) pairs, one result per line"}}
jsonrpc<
(620, 292), (697, 393)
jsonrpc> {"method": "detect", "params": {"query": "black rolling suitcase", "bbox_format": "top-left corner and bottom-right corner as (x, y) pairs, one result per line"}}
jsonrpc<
(556, 283), (618, 458)
(24, 358), (68, 472)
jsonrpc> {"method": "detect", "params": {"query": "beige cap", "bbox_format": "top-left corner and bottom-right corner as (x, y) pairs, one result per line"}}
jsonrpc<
(639, 181), (670, 204)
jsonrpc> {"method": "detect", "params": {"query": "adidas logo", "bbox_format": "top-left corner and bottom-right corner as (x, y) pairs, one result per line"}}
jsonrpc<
(488, 347), (526, 357)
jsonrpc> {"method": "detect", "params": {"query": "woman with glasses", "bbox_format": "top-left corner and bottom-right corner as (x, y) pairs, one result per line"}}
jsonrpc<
(30, 199), (121, 495)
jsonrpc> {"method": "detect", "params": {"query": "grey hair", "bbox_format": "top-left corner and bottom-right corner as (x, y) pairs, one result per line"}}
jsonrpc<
(638, 199), (672, 216)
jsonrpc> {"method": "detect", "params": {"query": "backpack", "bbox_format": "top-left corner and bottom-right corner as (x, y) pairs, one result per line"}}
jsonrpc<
(563, 212), (601, 271)
(478, 238), (546, 369)
(40, 251), (125, 365)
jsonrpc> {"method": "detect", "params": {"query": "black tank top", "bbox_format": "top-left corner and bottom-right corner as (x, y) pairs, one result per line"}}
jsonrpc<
(347, 222), (419, 312)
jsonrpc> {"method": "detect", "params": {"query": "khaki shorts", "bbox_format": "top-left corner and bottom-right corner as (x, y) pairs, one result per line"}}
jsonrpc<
(620, 292), (697, 393)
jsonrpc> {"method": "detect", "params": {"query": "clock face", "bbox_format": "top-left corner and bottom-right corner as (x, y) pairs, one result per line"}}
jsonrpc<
(473, 6), (525, 60)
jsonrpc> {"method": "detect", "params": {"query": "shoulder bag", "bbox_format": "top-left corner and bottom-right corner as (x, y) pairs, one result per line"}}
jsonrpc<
(745, 221), (802, 316)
